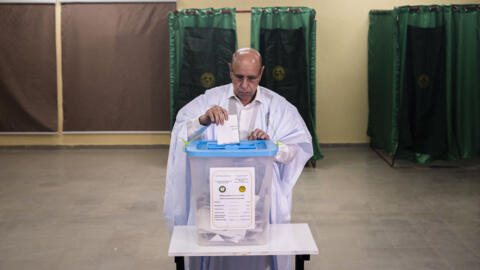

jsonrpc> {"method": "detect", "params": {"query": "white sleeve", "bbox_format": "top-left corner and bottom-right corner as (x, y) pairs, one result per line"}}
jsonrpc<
(187, 117), (208, 141)
(274, 143), (298, 164)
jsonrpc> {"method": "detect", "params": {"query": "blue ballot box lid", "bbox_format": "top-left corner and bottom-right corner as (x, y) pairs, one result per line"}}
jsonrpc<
(185, 140), (278, 157)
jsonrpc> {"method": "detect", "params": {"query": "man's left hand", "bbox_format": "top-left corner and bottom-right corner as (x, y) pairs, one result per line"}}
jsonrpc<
(248, 129), (270, 140)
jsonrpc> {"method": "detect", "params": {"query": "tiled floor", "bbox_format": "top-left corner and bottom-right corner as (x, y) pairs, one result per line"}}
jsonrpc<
(0, 146), (478, 269)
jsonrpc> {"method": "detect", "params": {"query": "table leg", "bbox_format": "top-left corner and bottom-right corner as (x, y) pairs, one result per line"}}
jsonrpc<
(174, 256), (184, 270)
(295, 254), (310, 270)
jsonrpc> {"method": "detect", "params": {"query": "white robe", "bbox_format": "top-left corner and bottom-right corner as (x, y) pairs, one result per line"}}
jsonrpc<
(164, 84), (313, 270)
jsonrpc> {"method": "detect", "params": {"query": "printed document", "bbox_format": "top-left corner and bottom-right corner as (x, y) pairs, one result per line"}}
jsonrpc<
(210, 167), (255, 230)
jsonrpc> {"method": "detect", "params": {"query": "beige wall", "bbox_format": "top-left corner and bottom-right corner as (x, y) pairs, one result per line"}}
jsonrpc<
(179, 0), (475, 144)
(1, 0), (474, 146)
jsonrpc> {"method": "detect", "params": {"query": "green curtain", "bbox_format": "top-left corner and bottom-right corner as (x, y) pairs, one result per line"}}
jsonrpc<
(368, 5), (480, 163)
(449, 6), (480, 159)
(251, 7), (323, 160)
(367, 10), (397, 153)
(399, 25), (447, 156)
(169, 8), (237, 126)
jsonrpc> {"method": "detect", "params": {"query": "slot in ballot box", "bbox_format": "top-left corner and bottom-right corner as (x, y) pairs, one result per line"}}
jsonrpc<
(185, 140), (278, 246)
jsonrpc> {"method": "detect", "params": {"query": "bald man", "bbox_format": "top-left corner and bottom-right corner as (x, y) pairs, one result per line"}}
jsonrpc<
(198, 48), (269, 140)
(164, 48), (313, 270)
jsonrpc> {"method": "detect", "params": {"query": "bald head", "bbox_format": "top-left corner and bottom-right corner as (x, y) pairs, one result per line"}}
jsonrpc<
(229, 48), (264, 106)
(231, 48), (262, 71)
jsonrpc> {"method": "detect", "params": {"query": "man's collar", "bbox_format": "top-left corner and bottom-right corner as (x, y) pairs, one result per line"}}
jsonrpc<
(228, 85), (264, 105)
(227, 85), (236, 99)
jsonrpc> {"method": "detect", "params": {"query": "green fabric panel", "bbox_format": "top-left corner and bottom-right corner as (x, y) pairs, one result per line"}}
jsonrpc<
(176, 27), (236, 118)
(367, 10), (396, 153)
(168, 8), (237, 126)
(258, 28), (313, 149)
(395, 6), (449, 163)
(399, 25), (447, 156)
(450, 7), (480, 159)
(251, 7), (323, 160)
(394, 5), (480, 163)
(395, 7), (433, 163)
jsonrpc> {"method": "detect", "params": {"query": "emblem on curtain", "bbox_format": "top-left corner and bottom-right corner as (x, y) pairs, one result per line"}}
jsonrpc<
(200, 72), (215, 88)
(272, 65), (286, 81)
(417, 73), (431, 89)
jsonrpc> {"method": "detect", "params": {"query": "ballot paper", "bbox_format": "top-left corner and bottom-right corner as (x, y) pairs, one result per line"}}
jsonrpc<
(216, 114), (239, 145)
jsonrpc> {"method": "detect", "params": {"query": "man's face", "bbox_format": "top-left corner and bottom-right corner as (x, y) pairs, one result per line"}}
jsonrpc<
(229, 57), (264, 106)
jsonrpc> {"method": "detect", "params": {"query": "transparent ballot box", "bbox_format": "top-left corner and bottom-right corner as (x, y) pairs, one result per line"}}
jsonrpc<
(185, 140), (278, 246)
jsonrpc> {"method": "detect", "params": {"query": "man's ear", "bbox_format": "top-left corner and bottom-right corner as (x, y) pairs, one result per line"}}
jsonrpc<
(259, 65), (265, 78)
(228, 63), (235, 82)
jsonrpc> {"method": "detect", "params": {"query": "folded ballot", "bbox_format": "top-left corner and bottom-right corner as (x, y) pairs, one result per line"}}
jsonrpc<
(216, 115), (239, 145)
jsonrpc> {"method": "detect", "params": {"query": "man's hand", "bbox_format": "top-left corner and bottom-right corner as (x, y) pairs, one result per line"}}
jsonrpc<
(248, 129), (270, 140)
(199, 106), (229, 126)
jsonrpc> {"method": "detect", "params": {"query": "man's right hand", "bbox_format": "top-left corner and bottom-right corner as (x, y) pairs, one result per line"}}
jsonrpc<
(199, 106), (229, 126)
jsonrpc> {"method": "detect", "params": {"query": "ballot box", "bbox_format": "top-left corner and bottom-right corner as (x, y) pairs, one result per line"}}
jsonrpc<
(185, 140), (278, 246)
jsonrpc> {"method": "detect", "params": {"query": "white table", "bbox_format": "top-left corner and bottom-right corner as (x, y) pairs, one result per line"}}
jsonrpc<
(168, 223), (319, 270)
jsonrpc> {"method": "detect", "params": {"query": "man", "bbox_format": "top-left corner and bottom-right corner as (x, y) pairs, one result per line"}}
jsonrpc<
(164, 48), (313, 270)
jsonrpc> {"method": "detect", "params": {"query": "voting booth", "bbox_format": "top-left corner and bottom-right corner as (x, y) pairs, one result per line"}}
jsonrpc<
(185, 140), (278, 246)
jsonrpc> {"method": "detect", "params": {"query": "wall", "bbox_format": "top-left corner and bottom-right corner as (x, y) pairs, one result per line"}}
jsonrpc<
(179, 0), (475, 144)
(1, 0), (474, 146)
(0, 1), (171, 146)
